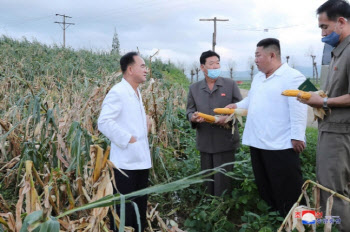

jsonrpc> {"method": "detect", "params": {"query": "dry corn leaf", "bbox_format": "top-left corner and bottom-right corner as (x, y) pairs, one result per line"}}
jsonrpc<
(313, 185), (320, 211)
(324, 194), (334, 232)
(302, 189), (311, 208)
(0, 212), (16, 232)
(0, 156), (20, 172)
(291, 205), (308, 232)
(15, 187), (25, 231)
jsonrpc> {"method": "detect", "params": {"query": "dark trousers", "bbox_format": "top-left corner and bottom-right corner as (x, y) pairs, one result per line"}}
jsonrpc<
(200, 150), (235, 196)
(250, 147), (304, 217)
(110, 168), (149, 232)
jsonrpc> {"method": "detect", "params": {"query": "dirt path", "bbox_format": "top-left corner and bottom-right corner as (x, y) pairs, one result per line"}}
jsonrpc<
(239, 89), (317, 128)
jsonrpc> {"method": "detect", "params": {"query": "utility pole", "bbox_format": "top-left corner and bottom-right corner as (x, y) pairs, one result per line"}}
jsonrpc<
(55, 14), (75, 48)
(199, 17), (229, 51)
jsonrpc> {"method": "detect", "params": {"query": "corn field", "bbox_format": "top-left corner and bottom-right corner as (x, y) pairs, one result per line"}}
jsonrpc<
(0, 36), (212, 232)
(2, 36), (348, 232)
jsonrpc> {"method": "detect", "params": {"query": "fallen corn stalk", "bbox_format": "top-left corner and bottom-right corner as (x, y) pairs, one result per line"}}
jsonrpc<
(278, 179), (350, 232)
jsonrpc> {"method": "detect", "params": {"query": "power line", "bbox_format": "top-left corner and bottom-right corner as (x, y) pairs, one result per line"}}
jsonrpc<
(222, 23), (309, 32)
(54, 14), (75, 48)
(0, 15), (54, 30)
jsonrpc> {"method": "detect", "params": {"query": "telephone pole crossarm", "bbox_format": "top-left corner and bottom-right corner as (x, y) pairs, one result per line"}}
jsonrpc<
(199, 17), (229, 51)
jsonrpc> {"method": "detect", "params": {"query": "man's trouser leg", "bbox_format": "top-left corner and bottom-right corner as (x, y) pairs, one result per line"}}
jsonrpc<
(200, 150), (235, 196)
(250, 147), (277, 210)
(250, 147), (304, 217)
(317, 131), (350, 232)
(111, 168), (149, 232)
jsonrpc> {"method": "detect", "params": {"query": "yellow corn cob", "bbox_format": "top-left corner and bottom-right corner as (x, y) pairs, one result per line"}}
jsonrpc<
(214, 108), (234, 114)
(197, 112), (216, 123)
(213, 108), (248, 116)
(281, 90), (312, 100)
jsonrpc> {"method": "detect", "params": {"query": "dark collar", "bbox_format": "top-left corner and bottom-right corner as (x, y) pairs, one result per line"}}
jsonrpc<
(199, 77), (224, 93)
(332, 34), (350, 58)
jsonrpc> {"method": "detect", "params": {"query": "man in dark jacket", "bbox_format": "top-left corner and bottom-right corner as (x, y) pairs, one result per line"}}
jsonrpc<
(186, 50), (242, 196)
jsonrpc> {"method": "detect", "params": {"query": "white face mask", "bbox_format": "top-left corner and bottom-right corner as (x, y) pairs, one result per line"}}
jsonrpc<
(207, 69), (221, 79)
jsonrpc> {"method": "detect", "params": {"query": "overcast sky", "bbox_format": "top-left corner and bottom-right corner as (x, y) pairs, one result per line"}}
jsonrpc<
(0, 0), (327, 71)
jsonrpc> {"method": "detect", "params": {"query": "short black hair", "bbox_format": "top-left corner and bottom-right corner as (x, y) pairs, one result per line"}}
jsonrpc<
(200, 50), (220, 65)
(257, 38), (281, 57)
(317, 0), (350, 21)
(120, 52), (139, 73)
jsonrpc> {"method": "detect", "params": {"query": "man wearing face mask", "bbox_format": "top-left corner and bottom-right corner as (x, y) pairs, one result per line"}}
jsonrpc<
(297, 1), (350, 230)
(186, 50), (242, 196)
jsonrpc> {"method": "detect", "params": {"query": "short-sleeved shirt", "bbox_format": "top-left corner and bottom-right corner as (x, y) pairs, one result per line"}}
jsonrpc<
(319, 35), (350, 133)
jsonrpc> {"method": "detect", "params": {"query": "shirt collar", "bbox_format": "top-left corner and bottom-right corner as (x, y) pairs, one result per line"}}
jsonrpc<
(199, 76), (224, 89)
(262, 63), (289, 80)
(332, 34), (350, 58)
(121, 77), (140, 97)
(199, 77), (223, 94)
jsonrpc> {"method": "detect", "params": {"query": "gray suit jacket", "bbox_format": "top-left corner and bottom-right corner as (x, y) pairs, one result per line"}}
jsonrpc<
(186, 77), (242, 153)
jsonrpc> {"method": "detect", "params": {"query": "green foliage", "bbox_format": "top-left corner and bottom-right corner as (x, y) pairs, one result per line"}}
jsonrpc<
(149, 58), (190, 87)
(19, 210), (60, 232)
(0, 36), (321, 231)
(0, 36), (120, 83)
(237, 81), (252, 90)
(300, 127), (318, 181)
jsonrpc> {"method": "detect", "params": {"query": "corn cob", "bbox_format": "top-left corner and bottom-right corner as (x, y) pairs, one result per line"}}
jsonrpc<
(213, 108), (248, 116)
(197, 112), (217, 123)
(281, 90), (311, 100)
(213, 108), (234, 114)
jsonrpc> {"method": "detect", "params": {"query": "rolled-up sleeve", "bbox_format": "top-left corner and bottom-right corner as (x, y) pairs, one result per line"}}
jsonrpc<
(288, 75), (308, 141)
(98, 90), (132, 149)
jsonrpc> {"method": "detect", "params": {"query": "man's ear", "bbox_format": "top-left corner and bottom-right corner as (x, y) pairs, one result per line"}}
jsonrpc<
(127, 65), (133, 75)
(270, 52), (276, 59)
(200, 64), (205, 71)
(339, 17), (348, 26)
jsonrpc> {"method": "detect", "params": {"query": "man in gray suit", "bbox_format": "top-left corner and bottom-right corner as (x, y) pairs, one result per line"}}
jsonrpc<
(186, 50), (242, 196)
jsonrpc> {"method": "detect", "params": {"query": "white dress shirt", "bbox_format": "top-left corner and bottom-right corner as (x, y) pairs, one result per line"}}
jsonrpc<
(98, 78), (151, 170)
(236, 63), (307, 150)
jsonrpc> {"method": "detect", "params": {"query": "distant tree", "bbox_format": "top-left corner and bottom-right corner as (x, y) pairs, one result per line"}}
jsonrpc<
(247, 56), (256, 81)
(227, 59), (236, 79)
(190, 69), (195, 83)
(176, 61), (186, 74)
(305, 46), (318, 83)
(192, 62), (200, 82)
(286, 55), (290, 64)
(111, 28), (120, 54)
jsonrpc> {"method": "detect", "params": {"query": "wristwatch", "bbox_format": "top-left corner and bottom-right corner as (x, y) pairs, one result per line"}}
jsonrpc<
(323, 97), (329, 110)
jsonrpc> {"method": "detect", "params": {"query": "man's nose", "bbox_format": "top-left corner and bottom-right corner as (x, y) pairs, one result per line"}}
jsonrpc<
(322, 29), (328, 37)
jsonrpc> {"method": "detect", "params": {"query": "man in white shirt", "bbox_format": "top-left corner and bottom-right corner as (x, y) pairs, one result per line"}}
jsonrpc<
(226, 38), (307, 216)
(98, 52), (151, 231)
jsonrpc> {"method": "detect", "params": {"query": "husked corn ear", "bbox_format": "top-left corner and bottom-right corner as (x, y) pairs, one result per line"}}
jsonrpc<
(281, 90), (311, 100)
(214, 108), (234, 114)
(214, 108), (248, 116)
(197, 112), (216, 123)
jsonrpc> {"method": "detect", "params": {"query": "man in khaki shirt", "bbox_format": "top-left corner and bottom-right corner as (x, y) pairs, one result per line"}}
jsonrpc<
(299, 1), (350, 230)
